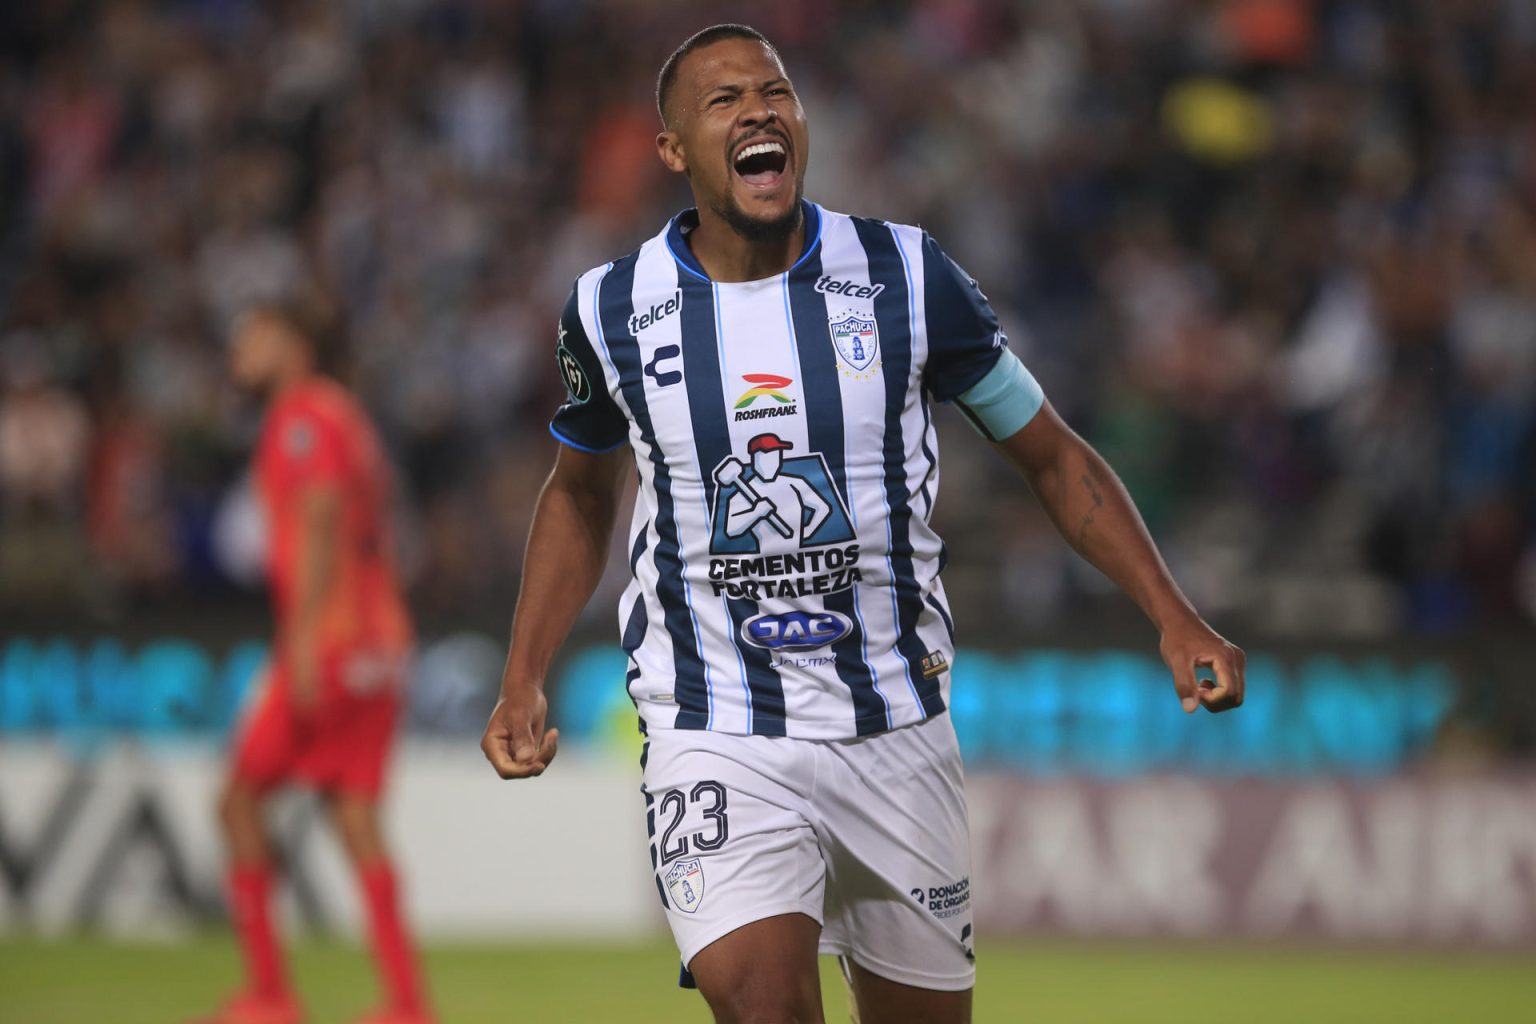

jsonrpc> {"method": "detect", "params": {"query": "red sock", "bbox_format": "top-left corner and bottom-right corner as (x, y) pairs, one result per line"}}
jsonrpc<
(228, 865), (287, 997)
(359, 860), (425, 1013)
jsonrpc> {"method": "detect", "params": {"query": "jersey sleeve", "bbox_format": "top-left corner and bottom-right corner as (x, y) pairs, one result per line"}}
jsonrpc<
(270, 406), (348, 491)
(921, 232), (1010, 402)
(548, 285), (629, 453)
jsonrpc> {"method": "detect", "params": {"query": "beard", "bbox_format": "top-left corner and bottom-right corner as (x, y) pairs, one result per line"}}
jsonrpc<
(710, 183), (803, 244)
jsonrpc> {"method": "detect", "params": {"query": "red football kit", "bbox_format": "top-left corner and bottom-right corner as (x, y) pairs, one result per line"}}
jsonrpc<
(233, 376), (413, 797)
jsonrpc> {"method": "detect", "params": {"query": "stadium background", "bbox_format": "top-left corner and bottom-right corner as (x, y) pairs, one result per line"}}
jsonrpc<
(2, 0), (1534, 1021)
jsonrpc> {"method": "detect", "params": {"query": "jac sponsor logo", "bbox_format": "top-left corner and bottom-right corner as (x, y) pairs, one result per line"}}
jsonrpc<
(741, 610), (852, 652)
(628, 290), (682, 334)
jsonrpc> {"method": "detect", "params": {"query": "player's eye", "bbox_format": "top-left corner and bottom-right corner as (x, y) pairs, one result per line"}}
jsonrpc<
(710, 94), (734, 106)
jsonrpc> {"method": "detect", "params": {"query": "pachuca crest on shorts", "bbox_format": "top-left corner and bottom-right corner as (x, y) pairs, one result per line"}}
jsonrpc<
(551, 201), (1020, 740)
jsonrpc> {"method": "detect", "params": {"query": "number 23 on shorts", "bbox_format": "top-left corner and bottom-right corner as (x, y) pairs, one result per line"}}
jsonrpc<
(655, 780), (730, 864)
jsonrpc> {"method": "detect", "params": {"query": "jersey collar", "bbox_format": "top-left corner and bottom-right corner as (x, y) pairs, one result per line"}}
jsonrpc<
(664, 199), (823, 283)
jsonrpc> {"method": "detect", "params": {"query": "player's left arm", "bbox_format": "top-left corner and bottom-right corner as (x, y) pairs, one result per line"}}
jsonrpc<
(994, 403), (1244, 713)
(289, 482), (342, 713)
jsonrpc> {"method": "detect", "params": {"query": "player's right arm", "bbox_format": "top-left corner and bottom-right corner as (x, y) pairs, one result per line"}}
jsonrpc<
(482, 284), (631, 780)
(481, 443), (629, 779)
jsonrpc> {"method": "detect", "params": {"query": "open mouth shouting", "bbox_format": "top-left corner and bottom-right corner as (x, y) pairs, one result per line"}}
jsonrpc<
(732, 134), (791, 191)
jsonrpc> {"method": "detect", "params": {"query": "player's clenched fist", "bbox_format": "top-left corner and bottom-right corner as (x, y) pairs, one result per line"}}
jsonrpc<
(1159, 618), (1245, 714)
(481, 684), (560, 779)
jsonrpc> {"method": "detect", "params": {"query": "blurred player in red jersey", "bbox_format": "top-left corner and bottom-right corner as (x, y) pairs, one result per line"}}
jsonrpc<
(192, 301), (432, 1024)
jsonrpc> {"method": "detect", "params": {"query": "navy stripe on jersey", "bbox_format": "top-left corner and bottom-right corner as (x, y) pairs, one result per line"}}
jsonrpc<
(920, 232), (1007, 401)
(784, 252), (891, 734)
(925, 593), (955, 644)
(915, 388), (937, 516)
(622, 529), (650, 655)
(622, 528), (649, 704)
(597, 255), (713, 729)
(678, 273), (788, 735)
(621, 595), (647, 655)
(853, 217), (946, 719)
(629, 526), (649, 573)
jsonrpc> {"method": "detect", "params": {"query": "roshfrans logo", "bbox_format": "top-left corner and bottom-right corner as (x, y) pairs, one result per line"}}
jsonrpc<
(733, 374), (798, 421)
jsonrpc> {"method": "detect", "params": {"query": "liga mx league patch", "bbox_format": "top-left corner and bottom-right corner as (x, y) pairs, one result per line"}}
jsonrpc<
(556, 343), (590, 403)
(828, 312), (880, 372)
(665, 858), (706, 914)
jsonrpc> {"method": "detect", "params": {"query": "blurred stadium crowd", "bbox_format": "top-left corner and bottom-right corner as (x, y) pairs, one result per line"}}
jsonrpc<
(0, 0), (1533, 639)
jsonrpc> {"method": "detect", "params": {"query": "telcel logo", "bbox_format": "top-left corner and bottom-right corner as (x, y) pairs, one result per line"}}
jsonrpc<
(742, 611), (852, 652)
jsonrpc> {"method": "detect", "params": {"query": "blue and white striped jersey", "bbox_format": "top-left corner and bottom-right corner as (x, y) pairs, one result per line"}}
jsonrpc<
(550, 201), (1040, 740)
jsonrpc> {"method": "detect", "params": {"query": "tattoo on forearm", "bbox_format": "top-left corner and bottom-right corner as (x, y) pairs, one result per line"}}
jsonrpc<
(1076, 472), (1105, 547)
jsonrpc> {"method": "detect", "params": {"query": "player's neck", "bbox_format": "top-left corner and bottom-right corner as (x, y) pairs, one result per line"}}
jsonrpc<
(687, 206), (805, 283)
(268, 363), (317, 401)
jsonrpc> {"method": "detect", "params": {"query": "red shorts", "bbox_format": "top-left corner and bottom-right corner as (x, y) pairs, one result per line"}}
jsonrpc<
(231, 650), (406, 798)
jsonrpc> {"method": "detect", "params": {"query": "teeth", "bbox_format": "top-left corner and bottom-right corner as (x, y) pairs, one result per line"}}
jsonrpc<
(734, 141), (786, 166)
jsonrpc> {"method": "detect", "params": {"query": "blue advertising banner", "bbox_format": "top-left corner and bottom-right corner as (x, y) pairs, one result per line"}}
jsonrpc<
(1, 636), (1458, 777)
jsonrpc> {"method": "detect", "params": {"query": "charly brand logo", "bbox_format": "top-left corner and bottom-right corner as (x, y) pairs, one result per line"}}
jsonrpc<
(665, 858), (706, 914)
(628, 289), (681, 334)
(741, 610), (852, 652)
(555, 322), (591, 403)
(828, 311), (880, 376)
(733, 374), (798, 421)
(645, 344), (681, 387)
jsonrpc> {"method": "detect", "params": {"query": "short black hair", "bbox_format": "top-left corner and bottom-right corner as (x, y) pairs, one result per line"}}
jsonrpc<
(656, 23), (781, 128)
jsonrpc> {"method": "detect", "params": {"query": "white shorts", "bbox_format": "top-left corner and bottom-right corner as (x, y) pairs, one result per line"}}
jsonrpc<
(641, 713), (976, 991)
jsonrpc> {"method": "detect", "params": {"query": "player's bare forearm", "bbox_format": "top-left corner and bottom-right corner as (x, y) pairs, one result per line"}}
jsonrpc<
(995, 401), (1245, 712)
(997, 403), (1190, 629)
(290, 486), (342, 709)
(501, 444), (630, 688)
(483, 443), (630, 779)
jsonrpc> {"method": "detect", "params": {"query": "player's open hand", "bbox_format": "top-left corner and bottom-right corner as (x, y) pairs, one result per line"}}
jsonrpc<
(481, 683), (560, 779)
(1159, 618), (1245, 714)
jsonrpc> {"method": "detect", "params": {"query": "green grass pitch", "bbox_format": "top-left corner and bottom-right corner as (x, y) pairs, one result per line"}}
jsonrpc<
(1, 935), (1531, 1023)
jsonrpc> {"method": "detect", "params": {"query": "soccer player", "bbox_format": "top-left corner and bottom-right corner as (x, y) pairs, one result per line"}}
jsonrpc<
(481, 24), (1244, 1024)
(196, 301), (431, 1024)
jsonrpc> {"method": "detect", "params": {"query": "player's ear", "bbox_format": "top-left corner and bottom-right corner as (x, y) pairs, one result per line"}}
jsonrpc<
(657, 129), (688, 175)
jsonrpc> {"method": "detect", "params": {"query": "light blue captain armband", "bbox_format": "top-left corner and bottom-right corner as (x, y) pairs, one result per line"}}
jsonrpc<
(951, 349), (1045, 442)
